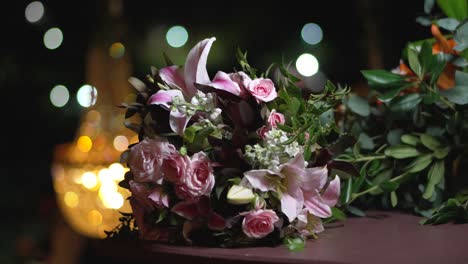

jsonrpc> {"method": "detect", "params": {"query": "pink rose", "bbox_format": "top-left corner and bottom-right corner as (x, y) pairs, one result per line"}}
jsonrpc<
(242, 209), (279, 239)
(256, 125), (270, 139)
(162, 153), (191, 183)
(128, 137), (176, 183)
(163, 152), (215, 200)
(267, 109), (285, 128)
(247, 78), (277, 103)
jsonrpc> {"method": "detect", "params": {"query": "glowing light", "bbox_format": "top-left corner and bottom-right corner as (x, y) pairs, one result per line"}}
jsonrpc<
(88, 210), (103, 226)
(109, 163), (125, 181)
(296, 53), (319, 77)
(301, 23), (323, 45)
(166, 26), (188, 48)
(104, 192), (124, 209)
(76, 84), (97, 107)
(64, 192), (79, 208)
(43, 27), (63, 50)
(25, 1), (44, 23)
(81, 172), (98, 189)
(77, 136), (93, 152)
(50, 85), (69, 107)
(109, 42), (125, 59)
(113, 135), (128, 152)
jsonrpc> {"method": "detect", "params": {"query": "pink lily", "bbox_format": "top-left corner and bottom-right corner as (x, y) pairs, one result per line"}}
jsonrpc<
(244, 153), (340, 221)
(148, 37), (243, 135)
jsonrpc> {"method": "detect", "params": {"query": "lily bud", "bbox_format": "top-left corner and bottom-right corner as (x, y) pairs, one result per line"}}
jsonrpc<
(227, 185), (255, 205)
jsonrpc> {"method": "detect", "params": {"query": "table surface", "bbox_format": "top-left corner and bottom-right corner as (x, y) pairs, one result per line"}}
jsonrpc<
(93, 211), (468, 264)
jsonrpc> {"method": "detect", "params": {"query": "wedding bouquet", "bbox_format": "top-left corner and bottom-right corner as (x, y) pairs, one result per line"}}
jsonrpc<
(339, 0), (468, 223)
(110, 37), (349, 249)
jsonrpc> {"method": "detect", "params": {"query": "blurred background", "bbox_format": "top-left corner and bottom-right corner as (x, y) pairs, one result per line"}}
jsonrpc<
(1, 0), (429, 263)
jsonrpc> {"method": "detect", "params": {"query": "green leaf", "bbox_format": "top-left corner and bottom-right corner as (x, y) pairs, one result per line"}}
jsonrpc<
(377, 83), (415, 103)
(454, 21), (468, 51)
(331, 207), (347, 221)
(423, 160), (445, 200)
(403, 154), (433, 173)
(361, 70), (407, 90)
(385, 145), (421, 159)
(289, 97), (301, 115)
(347, 206), (366, 217)
(358, 133), (374, 150)
(408, 48), (422, 77)
(387, 129), (404, 145)
(284, 237), (305, 252)
(401, 134), (420, 146)
(437, 0), (468, 20)
(420, 134), (441, 150)
(347, 95), (370, 116)
(419, 41), (436, 75)
(277, 124), (294, 133)
(434, 146), (450, 159)
(416, 16), (432, 26)
(389, 94), (422, 112)
(379, 181), (400, 192)
(437, 18), (460, 31)
(342, 178), (353, 204)
(391, 191), (398, 208)
(425, 0), (435, 14)
(440, 71), (468, 104)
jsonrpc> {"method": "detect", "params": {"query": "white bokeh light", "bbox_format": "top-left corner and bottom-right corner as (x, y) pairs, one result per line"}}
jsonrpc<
(166, 26), (188, 48)
(296, 53), (319, 77)
(76, 84), (98, 107)
(43, 27), (63, 50)
(301, 23), (323, 45)
(50, 85), (69, 107)
(25, 1), (44, 23)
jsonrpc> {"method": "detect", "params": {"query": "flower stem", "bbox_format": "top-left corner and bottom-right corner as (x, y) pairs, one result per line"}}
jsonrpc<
(347, 172), (410, 205)
(335, 155), (386, 163)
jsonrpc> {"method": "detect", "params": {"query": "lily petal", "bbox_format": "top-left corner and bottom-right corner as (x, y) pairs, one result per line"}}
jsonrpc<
(280, 189), (304, 222)
(303, 191), (332, 218)
(169, 109), (190, 136)
(159, 65), (186, 92)
(208, 212), (226, 231)
(210, 71), (241, 96)
(322, 175), (340, 207)
(301, 166), (328, 192)
(184, 37), (216, 98)
(148, 187), (170, 208)
(172, 201), (199, 220)
(279, 153), (306, 179)
(148, 89), (184, 109)
(244, 169), (278, 192)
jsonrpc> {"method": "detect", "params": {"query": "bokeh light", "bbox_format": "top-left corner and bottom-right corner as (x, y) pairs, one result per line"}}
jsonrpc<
(109, 163), (126, 181)
(301, 23), (323, 45)
(64, 191), (79, 208)
(109, 42), (125, 59)
(296, 53), (319, 77)
(77, 84), (98, 107)
(113, 135), (128, 152)
(166, 26), (188, 48)
(77, 136), (93, 152)
(81, 172), (98, 189)
(88, 210), (103, 226)
(43, 27), (63, 50)
(50, 85), (69, 107)
(25, 1), (44, 23)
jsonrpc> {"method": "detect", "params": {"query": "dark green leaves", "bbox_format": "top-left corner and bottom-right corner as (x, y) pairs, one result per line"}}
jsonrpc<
(423, 160), (445, 199)
(385, 145), (420, 159)
(389, 94), (422, 112)
(436, 18), (460, 31)
(420, 134), (441, 150)
(454, 21), (468, 52)
(361, 70), (407, 90)
(436, 0), (468, 20)
(347, 95), (370, 116)
(440, 71), (468, 104)
(421, 197), (468, 225)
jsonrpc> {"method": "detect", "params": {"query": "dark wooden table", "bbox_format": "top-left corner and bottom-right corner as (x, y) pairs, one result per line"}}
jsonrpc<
(92, 211), (468, 264)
